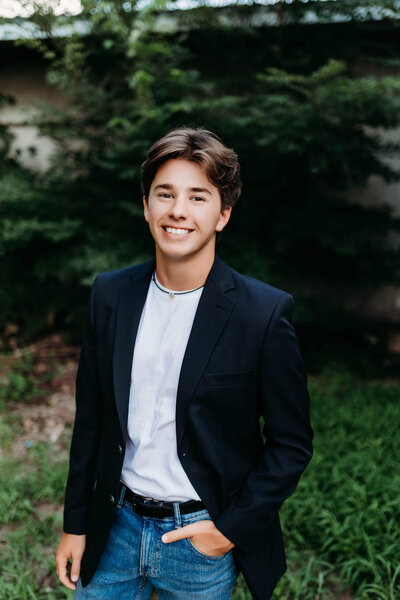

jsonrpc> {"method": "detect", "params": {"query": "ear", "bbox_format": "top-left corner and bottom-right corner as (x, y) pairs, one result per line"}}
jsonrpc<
(143, 196), (149, 222)
(215, 206), (232, 232)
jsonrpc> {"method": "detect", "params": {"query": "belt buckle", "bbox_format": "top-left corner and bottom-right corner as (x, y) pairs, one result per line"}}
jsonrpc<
(141, 495), (164, 507)
(133, 494), (158, 511)
(152, 499), (165, 507)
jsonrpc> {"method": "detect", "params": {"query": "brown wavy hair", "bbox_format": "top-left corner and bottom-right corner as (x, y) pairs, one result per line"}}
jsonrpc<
(141, 126), (242, 244)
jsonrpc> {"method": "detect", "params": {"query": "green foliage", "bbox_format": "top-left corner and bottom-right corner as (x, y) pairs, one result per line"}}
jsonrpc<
(0, 447), (70, 599)
(278, 367), (400, 599)
(0, 350), (53, 405)
(1, 1), (400, 365)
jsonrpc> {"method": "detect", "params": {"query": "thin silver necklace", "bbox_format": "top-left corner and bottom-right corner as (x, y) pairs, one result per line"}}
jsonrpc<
(152, 271), (203, 299)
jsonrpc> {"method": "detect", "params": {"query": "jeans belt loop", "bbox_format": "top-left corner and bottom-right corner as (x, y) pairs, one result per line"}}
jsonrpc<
(116, 482), (126, 509)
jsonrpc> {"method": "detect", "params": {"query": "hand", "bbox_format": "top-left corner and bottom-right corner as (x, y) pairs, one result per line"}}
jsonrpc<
(56, 532), (86, 590)
(161, 519), (235, 556)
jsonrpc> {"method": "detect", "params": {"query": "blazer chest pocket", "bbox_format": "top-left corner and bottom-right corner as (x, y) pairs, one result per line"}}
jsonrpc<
(201, 368), (255, 388)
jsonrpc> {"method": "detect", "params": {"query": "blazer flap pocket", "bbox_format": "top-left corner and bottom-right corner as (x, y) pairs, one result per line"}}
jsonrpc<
(201, 368), (255, 387)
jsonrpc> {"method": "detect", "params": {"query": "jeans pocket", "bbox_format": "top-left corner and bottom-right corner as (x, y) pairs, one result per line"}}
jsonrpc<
(185, 536), (232, 560)
(182, 508), (232, 560)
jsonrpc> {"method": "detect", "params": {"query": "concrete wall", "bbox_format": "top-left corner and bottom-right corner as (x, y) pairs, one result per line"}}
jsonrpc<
(0, 57), (66, 171)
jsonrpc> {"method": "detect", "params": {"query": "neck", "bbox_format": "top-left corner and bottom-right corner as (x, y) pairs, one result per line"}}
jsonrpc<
(154, 247), (216, 291)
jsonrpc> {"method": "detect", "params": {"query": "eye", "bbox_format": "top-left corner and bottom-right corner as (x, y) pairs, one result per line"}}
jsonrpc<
(157, 193), (205, 201)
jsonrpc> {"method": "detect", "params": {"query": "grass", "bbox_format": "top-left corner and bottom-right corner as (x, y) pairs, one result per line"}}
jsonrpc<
(0, 434), (73, 599)
(0, 349), (399, 599)
(270, 365), (400, 600)
(0, 349), (56, 406)
(0, 347), (73, 599)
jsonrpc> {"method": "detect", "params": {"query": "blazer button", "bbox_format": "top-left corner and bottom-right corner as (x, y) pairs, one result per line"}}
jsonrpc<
(110, 494), (115, 504)
(118, 444), (123, 454)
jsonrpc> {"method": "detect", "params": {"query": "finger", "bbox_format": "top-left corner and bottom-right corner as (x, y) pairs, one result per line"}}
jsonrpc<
(162, 521), (211, 543)
(162, 524), (192, 542)
(56, 555), (76, 591)
(71, 554), (82, 584)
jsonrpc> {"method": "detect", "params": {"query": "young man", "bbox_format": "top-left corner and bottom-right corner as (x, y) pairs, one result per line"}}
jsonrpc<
(56, 126), (313, 600)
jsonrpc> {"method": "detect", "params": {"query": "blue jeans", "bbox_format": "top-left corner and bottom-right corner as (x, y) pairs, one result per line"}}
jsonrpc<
(74, 495), (239, 599)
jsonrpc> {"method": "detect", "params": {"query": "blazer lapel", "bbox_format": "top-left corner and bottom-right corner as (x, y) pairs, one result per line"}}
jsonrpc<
(112, 252), (237, 448)
(175, 255), (236, 453)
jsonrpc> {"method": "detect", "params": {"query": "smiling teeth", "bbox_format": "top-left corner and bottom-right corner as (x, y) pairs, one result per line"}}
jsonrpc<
(165, 227), (192, 235)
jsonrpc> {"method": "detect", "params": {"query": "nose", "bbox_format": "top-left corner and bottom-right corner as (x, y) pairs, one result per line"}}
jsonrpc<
(169, 195), (188, 220)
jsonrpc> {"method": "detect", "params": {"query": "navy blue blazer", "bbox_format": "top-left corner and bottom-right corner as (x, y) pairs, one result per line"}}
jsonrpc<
(63, 251), (313, 600)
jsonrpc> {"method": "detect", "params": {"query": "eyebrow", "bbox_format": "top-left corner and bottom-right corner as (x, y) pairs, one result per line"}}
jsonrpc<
(153, 183), (212, 196)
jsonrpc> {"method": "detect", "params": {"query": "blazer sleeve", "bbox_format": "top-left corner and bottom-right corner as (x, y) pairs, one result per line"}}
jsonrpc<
(63, 275), (103, 535)
(213, 292), (313, 554)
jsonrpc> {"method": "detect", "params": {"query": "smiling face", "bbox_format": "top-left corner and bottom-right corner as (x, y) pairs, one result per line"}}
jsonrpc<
(143, 158), (232, 264)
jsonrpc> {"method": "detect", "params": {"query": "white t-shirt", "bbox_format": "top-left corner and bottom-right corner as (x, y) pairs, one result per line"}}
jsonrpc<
(120, 270), (203, 501)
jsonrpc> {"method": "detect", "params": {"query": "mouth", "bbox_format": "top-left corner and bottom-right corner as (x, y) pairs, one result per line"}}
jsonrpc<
(162, 226), (194, 238)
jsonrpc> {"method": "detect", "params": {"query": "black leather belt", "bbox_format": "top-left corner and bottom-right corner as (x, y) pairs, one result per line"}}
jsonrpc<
(118, 482), (205, 517)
